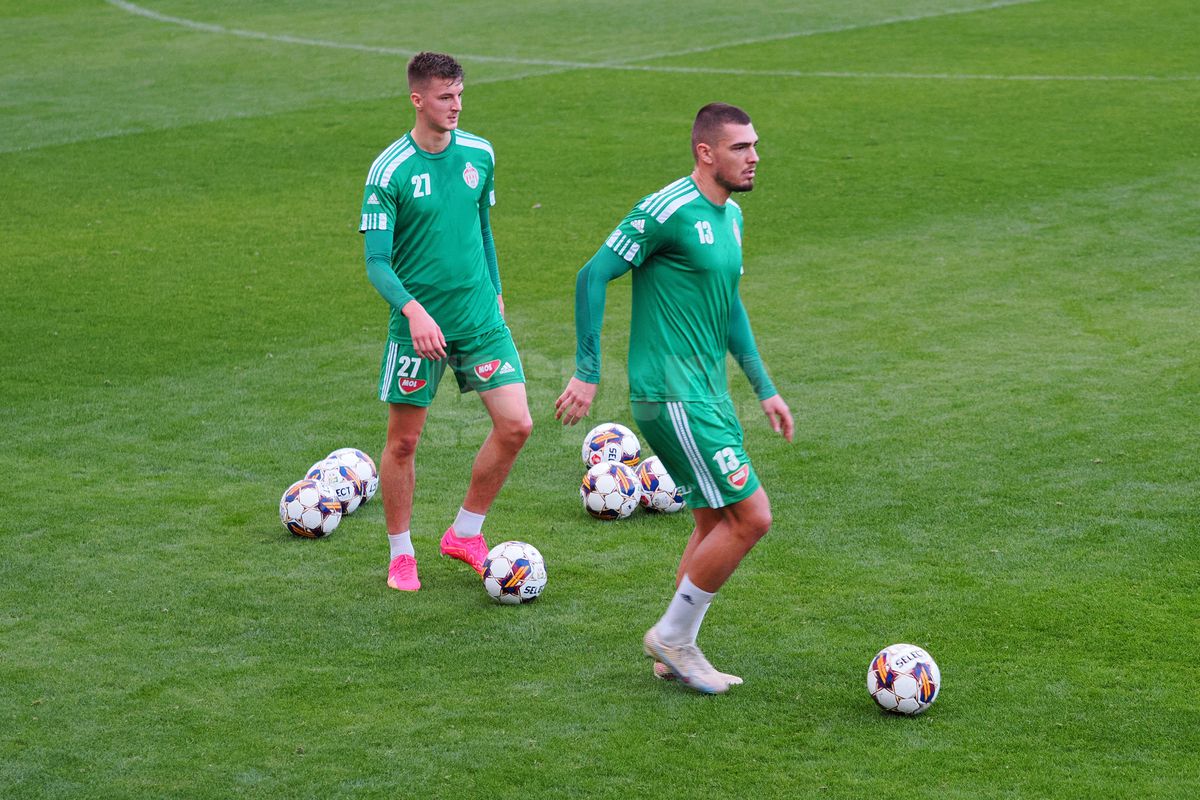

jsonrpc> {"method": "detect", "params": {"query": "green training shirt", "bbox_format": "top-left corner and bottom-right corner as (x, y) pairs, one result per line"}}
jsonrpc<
(359, 129), (501, 341)
(604, 176), (748, 402)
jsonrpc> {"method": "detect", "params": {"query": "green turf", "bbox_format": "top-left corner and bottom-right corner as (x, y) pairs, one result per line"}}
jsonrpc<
(2, 1), (1198, 797)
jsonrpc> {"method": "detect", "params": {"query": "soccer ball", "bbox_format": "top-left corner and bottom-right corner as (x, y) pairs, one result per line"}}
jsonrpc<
(581, 422), (641, 468)
(580, 461), (641, 520)
(326, 447), (379, 504)
(481, 540), (547, 604)
(306, 457), (366, 514)
(635, 455), (685, 513)
(867, 643), (941, 715)
(279, 478), (342, 538)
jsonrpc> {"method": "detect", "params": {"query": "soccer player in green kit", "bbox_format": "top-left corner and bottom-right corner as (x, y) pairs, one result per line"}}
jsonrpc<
(360, 52), (532, 592)
(556, 103), (794, 694)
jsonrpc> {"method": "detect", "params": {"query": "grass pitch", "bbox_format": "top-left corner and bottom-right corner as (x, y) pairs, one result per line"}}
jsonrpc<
(2, 1), (1198, 797)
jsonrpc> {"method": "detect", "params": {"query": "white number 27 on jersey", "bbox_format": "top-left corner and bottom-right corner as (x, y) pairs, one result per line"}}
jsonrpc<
(411, 173), (431, 198)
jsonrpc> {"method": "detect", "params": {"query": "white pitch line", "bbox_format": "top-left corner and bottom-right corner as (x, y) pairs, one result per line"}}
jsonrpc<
(104, 0), (593, 67)
(104, 0), (1199, 85)
(612, 65), (1200, 82)
(617, 0), (1045, 62)
(105, 0), (1042, 66)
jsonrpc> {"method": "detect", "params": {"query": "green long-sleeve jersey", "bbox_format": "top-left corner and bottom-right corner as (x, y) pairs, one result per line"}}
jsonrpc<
(359, 129), (501, 341)
(574, 176), (777, 403)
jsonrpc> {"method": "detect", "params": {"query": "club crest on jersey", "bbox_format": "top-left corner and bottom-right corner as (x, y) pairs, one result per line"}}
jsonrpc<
(463, 162), (479, 189)
(397, 377), (427, 395)
(727, 464), (750, 489)
(473, 359), (501, 381)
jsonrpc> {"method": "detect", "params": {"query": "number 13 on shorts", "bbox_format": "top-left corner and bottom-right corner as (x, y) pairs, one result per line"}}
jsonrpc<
(710, 445), (752, 497)
(712, 447), (740, 474)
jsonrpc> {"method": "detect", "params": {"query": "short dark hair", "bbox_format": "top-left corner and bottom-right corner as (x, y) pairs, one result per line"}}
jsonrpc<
(691, 102), (752, 157)
(407, 51), (464, 91)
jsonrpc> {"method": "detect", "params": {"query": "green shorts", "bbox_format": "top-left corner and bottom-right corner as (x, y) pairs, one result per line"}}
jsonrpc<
(631, 397), (760, 510)
(378, 324), (525, 407)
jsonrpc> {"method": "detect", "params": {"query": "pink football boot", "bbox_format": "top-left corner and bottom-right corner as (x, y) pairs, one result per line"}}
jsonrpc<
(438, 527), (489, 576)
(386, 554), (421, 591)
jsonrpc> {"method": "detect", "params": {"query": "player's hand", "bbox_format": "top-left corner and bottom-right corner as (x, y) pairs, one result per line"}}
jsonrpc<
(761, 394), (794, 443)
(402, 300), (446, 360)
(497, 294), (506, 319)
(555, 377), (597, 426)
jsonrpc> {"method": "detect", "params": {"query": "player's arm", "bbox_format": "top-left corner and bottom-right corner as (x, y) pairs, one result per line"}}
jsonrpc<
(729, 293), (793, 442)
(554, 246), (632, 425)
(479, 204), (504, 316)
(363, 231), (446, 360)
(364, 229), (413, 308)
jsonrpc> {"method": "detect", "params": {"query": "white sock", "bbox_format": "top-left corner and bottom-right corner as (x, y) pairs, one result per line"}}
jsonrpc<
(683, 595), (713, 645)
(655, 575), (716, 646)
(388, 531), (414, 559)
(453, 507), (486, 538)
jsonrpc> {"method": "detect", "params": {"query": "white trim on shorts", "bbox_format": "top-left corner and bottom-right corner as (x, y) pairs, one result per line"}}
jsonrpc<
(667, 401), (723, 508)
(380, 341), (399, 401)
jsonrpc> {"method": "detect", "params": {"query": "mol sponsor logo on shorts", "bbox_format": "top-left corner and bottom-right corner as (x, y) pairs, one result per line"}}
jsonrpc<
(397, 377), (427, 395)
(727, 464), (749, 489)
(473, 359), (501, 381)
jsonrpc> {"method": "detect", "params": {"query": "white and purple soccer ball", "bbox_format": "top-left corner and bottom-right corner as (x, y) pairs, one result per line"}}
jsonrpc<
(635, 455), (685, 513)
(867, 643), (941, 715)
(580, 461), (641, 520)
(482, 540), (547, 605)
(581, 422), (641, 468)
(326, 447), (379, 505)
(279, 478), (342, 538)
(306, 457), (366, 515)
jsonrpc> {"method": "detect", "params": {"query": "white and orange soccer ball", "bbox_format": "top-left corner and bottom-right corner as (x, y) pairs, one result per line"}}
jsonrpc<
(635, 455), (685, 513)
(481, 541), (547, 605)
(279, 478), (342, 538)
(306, 457), (366, 514)
(326, 447), (379, 505)
(581, 422), (641, 468)
(867, 643), (941, 715)
(581, 461), (641, 520)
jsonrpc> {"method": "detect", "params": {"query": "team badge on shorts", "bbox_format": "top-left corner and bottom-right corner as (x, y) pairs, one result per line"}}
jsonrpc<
(398, 377), (427, 395)
(728, 464), (749, 489)
(463, 162), (479, 189)
(473, 359), (501, 381)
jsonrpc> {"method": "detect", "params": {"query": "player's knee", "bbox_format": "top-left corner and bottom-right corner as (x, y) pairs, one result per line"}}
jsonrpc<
(497, 414), (533, 449)
(750, 506), (772, 538)
(385, 430), (422, 461)
(738, 498), (772, 541)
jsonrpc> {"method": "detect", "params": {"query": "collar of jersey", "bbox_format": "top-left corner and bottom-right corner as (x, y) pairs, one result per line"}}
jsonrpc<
(407, 129), (456, 160)
(685, 176), (733, 212)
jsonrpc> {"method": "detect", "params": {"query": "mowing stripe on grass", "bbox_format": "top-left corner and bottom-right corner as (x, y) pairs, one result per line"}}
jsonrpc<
(105, 0), (1196, 85)
(107, 0), (1047, 66)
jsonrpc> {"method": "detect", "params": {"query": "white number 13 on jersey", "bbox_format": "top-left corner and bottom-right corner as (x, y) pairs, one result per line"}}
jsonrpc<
(695, 220), (714, 244)
(412, 173), (431, 198)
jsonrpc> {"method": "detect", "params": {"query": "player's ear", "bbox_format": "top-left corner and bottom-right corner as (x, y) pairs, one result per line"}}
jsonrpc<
(410, 91), (422, 110)
(695, 142), (714, 165)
